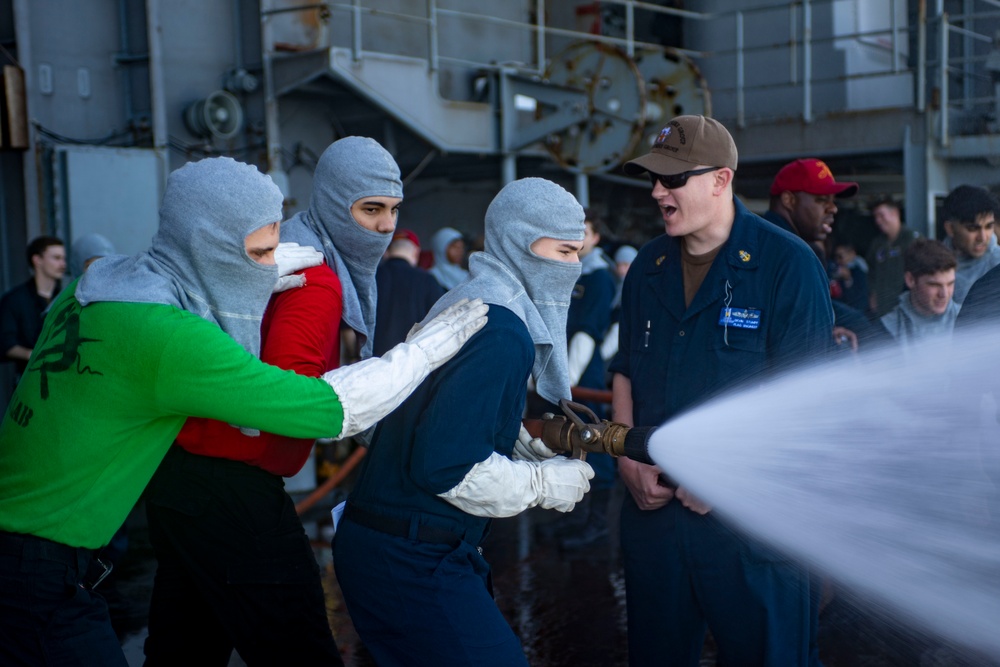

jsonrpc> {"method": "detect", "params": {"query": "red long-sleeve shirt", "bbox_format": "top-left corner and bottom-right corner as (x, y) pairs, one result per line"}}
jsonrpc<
(175, 264), (343, 476)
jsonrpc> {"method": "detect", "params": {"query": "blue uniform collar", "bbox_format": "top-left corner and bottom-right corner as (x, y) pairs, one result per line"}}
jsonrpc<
(761, 208), (796, 238)
(721, 198), (762, 272)
(644, 196), (762, 321)
(646, 197), (762, 273)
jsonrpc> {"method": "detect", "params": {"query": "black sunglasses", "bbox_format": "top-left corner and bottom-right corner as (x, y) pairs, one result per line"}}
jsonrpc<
(649, 166), (721, 190)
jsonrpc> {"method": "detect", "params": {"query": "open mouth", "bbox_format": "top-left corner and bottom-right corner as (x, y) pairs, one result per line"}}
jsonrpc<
(662, 205), (678, 218)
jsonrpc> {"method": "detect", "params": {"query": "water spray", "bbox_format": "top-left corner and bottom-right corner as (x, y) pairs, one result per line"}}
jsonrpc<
(530, 330), (1000, 661)
(640, 330), (1000, 660)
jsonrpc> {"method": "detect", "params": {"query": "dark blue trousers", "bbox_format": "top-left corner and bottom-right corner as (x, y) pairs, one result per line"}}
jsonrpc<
(0, 532), (127, 667)
(620, 499), (819, 667)
(333, 518), (529, 667)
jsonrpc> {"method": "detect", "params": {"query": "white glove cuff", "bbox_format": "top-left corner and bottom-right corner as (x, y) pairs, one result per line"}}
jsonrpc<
(324, 299), (487, 439)
(438, 452), (541, 518)
(323, 341), (430, 439)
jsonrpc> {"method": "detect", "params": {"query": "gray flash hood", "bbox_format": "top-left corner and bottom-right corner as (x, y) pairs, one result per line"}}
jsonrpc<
(422, 177), (584, 404)
(75, 157), (283, 356)
(279, 136), (403, 359)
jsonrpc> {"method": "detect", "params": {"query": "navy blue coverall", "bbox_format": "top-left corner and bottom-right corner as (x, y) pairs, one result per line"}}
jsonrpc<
(609, 198), (833, 666)
(333, 307), (533, 667)
(761, 208), (887, 349)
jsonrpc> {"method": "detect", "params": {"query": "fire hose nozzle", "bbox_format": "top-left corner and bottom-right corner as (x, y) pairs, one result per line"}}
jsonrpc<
(523, 399), (656, 466)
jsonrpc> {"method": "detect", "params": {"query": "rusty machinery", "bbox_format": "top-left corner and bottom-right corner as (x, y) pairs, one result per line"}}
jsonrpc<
(540, 42), (711, 174)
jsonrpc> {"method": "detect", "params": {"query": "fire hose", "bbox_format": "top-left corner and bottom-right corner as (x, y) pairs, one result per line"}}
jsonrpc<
(521, 398), (677, 488)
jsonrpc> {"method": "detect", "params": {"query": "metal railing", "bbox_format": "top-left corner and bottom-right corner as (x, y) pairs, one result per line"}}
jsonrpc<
(263, 1), (694, 77)
(262, 1), (1000, 148)
(936, 3), (1000, 146)
(686, 0), (1000, 145)
(700, 0), (917, 127)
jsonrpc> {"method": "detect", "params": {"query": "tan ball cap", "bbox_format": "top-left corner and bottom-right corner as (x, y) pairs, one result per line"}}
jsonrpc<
(624, 115), (738, 177)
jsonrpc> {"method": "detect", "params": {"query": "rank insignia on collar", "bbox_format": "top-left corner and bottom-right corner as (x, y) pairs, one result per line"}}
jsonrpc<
(739, 250), (751, 262)
(656, 255), (666, 266)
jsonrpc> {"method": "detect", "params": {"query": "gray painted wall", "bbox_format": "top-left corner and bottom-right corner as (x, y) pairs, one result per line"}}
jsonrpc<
(4, 0), (1000, 262)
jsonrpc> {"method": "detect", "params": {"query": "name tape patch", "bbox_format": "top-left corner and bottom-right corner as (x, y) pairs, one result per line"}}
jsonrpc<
(718, 306), (761, 330)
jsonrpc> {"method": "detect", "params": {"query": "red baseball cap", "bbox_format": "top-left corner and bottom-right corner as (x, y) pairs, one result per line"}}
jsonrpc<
(392, 228), (420, 248)
(769, 159), (858, 197)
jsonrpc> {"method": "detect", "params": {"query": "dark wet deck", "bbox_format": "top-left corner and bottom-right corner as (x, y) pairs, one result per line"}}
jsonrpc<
(112, 491), (996, 667)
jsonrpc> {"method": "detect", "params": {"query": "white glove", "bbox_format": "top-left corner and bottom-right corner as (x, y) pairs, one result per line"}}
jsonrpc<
(534, 457), (594, 512)
(322, 298), (488, 438)
(438, 452), (594, 517)
(404, 299), (488, 367)
(513, 424), (557, 462)
(567, 332), (596, 386)
(273, 242), (324, 293)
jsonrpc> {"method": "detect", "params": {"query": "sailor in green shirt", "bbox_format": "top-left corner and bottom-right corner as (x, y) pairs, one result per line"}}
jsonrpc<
(0, 156), (487, 666)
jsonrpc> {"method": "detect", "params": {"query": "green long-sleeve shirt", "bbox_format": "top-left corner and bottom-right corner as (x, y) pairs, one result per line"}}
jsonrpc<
(0, 287), (344, 549)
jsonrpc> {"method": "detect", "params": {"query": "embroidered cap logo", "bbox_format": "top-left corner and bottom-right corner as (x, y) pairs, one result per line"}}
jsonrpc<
(653, 126), (672, 148)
